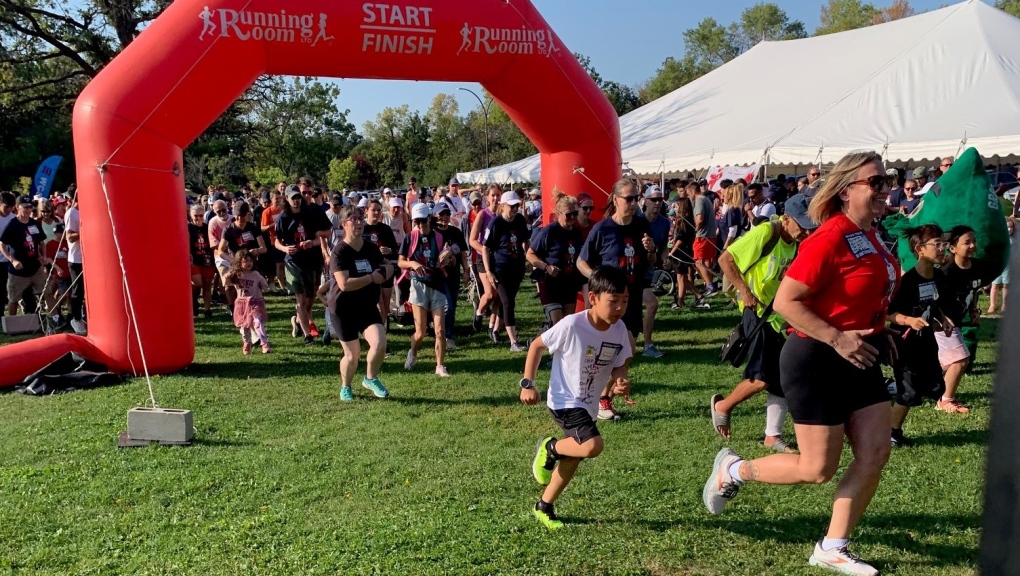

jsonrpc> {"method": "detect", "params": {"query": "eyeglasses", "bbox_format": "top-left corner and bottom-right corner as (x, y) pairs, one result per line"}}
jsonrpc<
(904, 187), (918, 192)
(216, 209), (227, 215)
(809, 172), (820, 177)
(924, 241), (949, 249)
(581, 206), (594, 212)
(345, 216), (364, 224)
(941, 162), (953, 168)
(849, 175), (890, 191)
(563, 211), (579, 218)
(619, 195), (640, 203)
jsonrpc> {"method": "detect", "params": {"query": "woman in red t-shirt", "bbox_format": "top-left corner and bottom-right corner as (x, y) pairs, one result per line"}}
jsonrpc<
(702, 151), (899, 575)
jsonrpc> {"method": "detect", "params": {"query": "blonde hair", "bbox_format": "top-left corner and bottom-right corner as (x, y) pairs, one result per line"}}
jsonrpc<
(552, 191), (577, 214)
(723, 184), (744, 208)
(808, 150), (884, 224)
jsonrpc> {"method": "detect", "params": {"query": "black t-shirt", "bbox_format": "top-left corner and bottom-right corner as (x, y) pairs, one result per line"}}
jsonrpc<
(399, 229), (445, 289)
(276, 206), (331, 269)
(436, 224), (468, 280)
(672, 221), (695, 253)
(222, 222), (262, 256)
(1, 217), (45, 277)
(580, 215), (654, 286)
(529, 222), (584, 283)
(362, 222), (398, 262)
(188, 222), (213, 267)
(942, 258), (996, 326)
(334, 241), (384, 312)
(484, 213), (530, 274)
(889, 268), (958, 334)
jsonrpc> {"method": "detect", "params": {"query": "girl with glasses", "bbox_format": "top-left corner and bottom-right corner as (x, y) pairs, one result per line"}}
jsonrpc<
(526, 193), (585, 328)
(469, 184), (504, 336)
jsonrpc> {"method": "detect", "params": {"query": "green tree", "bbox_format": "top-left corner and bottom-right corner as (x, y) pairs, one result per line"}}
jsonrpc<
(574, 52), (641, 116)
(682, 17), (739, 68)
(252, 166), (290, 189)
(326, 157), (357, 191)
(816, 0), (878, 36)
(995, 0), (1020, 17)
(733, 3), (807, 52)
(638, 55), (713, 104)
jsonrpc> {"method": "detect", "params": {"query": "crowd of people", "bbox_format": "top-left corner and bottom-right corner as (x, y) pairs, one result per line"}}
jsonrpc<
(0, 154), (1014, 576)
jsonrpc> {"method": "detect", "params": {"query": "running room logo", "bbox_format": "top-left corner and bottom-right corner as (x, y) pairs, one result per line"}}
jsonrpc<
(456, 23), (560, 57)
(199, 6), (334, 46)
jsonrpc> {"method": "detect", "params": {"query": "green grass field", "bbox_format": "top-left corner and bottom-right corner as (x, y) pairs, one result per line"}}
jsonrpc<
(0, 289), (997, 575)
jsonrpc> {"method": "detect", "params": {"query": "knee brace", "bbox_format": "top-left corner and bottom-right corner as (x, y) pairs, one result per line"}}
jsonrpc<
(542, 304), (563, 324)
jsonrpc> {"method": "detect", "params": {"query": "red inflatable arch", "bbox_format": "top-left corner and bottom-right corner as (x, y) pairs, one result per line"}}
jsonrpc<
(0, 0), (620, 386)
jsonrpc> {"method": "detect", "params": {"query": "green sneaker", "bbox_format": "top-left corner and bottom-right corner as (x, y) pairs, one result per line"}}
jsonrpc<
(339, 386), (354, 402)
(362, 377), (389, 398)
(532, 436), (556, 485)
(532, 504), (564, 530)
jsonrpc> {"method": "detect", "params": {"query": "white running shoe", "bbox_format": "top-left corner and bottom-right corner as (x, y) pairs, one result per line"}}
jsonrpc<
(702, 447), (742, 515)
(404, 350), (417, 371)
(70, 319), (87, 335)
(808, 541), (879, 576)
(435, 365), (450, 377)
(597, 397), (621, 421)
(445, 338), (457, 351)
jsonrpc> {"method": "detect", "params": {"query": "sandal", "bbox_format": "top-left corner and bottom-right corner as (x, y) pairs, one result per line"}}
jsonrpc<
(764, 438), (797, 454)
(710, 394), (730, 438)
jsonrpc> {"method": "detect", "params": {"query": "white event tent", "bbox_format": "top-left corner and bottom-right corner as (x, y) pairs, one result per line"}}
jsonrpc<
(457, 0), (1020, 183)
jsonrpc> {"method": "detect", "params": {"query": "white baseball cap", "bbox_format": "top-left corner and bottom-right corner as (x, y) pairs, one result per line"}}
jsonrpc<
(500, 191), (521, 206)
(357, 197), (369, 208)
(382, 187), (393, 195)
(389, 197), (404, 208)
(411, 202), (431, 220)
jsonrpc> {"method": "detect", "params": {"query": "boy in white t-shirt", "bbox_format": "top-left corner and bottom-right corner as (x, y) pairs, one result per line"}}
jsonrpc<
(519, 266), (632, 530)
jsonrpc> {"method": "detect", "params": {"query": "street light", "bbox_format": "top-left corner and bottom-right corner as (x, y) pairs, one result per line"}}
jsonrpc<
(459, 87), (494, 168)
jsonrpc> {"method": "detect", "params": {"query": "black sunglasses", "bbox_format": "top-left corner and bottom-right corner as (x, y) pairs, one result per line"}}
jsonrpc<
(564, 211), (578, 218)
(620, 195), (640, 203)
(581, 206), (594, 212)
(850, 175), (889, 191)
(646, 197), (663, 203)
(413, 218), (428, 224)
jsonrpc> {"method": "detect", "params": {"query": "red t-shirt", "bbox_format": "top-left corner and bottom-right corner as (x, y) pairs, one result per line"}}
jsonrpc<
(785, 213), (900, 332)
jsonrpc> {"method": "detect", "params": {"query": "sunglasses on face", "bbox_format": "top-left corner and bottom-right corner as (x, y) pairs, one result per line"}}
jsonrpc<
(507, 204), (520, 211)
(646, 197), (663, 203)
(581, 206), (594, 212)
(904, 187), (917, 192)
(563, 211), (579, 218)
(809, 172), (820, 177)
(216, 209), (227, 215)
(413, 218), (428, 225)
(849, 175), (889, 191)
(941, 163), (953, 168)
(619, 195), (640, 203)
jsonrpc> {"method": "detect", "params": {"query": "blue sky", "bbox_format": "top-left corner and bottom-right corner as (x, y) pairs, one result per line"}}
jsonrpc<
(337, 0), (959, 130)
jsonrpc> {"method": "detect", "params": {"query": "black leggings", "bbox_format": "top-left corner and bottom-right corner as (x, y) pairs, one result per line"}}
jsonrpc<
(494, 269), (524, 327)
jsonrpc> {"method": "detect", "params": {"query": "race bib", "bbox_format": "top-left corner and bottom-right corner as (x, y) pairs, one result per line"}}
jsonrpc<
(355, 259), (372, 274)
(27, 226), (39, 235)
(844, 231), (876, 259)
(918, 281), (936, 302)
(241, 232), (254, 242)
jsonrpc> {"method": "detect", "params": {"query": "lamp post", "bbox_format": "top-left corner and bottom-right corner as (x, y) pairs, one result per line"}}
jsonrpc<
(459, 87), (493, 168)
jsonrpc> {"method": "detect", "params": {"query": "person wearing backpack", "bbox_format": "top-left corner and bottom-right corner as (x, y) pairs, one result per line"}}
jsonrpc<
(709, 193), (817, 453)
(398, 203), (456, 377)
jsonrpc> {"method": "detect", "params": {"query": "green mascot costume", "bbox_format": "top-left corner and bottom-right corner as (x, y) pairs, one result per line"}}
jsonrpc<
(884, 147), (1010, 363)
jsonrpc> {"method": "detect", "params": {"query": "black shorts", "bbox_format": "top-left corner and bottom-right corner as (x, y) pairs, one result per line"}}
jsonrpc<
(332, 304), (383, 343)
(549, 407), (601, 444)
(779, 333), (890, 426)
(892, 335), (945, 407)
(381, 260), (396, 289)
(622, 285), (644, 336)
(538, 277), (582, 309)
(741, 307), (785, 397)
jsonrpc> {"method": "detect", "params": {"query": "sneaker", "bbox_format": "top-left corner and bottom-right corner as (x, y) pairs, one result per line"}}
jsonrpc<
(532, 503), (564, 530)
(703, 284), (720, 298)
(597, 398), (621, 421)
(490, 330), (501, 344)
(70, 319), (87, 335)
(309, 322), (320, 338)
(323, 332), (332, 346)
(242, 342), (252, 355)
(291, 316), (300, 338)
(446, 338), (458, 351)
(339, 386), (354, 402)
(532, 436), (556, 485)
(404, 350), (417, 371)
(509, 341), (527, 353)
(435, 365), (450, 377)
(808, 541), (878, 576)
(261, 343), (271, 354)
(642, 344), (664, 358)
(670, 302), (682, 310)
(472, 315), (484, 332)
(362, 377), (389, 398)
(304, 335), (314, 345)
(935, 398), (970, 414)
(890, 428), (913, 448)
(702, 447), (742, 515)
(693, 298), (711, 310)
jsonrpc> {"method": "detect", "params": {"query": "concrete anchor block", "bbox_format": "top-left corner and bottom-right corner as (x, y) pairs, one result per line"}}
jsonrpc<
(126, 407), (194, 444)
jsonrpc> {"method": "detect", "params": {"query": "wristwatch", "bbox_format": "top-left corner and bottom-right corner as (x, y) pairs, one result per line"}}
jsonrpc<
(519, 378), (535, 389)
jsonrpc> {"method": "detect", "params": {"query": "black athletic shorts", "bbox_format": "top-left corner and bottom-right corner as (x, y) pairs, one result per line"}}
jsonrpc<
(892, 335), (945, 407)
(538, 277), (582, 309)
(332, 304), (383, 343)
(550, 407), (601, 444)
(741, 307), (785, 398)
(622, 284), (645, 337)
(779, 333), (890, 426)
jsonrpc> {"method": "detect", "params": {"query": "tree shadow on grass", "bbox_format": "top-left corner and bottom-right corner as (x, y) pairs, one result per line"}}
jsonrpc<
(642, 512), (978, 569)
(182, 360), (332, 379)
(911, 428), (987, 448)
(388, 394), (521, 409)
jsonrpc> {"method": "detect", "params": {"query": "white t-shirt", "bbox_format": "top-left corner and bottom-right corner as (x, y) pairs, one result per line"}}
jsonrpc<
(542, 311), (631, 418)
(64, 207), (82, 264)
(0, 212), (13, 263)
(751, 202), (777, 219)
(446, 195), (468, 228)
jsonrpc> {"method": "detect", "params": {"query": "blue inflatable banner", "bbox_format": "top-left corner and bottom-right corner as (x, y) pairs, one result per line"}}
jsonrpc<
(32, 155), (63, 199)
